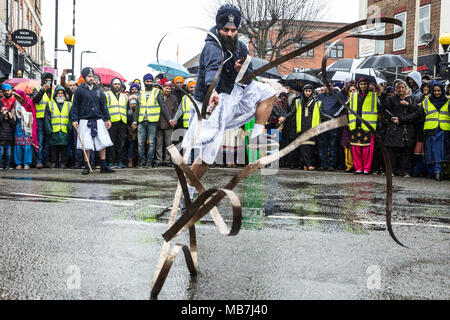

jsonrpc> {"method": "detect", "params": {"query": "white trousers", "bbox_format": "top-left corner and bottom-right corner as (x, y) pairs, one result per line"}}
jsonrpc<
(181, 81), (276, 164)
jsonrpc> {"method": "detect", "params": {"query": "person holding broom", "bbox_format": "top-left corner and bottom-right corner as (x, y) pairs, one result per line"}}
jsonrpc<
(71, 67), (115, 175)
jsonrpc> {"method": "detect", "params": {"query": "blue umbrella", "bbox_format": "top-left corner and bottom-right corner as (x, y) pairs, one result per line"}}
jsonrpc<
(148, 59), (190, 78)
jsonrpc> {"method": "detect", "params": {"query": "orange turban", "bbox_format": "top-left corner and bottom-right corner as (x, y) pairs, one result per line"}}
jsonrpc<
(187, 81), (196, 89)
(173, 76), (185, 84)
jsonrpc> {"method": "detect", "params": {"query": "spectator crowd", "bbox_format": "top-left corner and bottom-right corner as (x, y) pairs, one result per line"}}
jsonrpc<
(0, 69), (449, 181)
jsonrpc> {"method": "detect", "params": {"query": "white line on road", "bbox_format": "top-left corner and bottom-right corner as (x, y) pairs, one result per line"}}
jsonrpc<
(268, 215), (450, 230)
(11, 192), (135, 207)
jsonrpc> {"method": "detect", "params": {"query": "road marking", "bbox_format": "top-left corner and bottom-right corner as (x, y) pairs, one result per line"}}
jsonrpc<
(11, 192), (175, 210)
(11, 192), (135, 207)
(268, 215), (450, 230)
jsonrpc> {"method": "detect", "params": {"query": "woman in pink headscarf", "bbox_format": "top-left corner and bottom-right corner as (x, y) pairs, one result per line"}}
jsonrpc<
(12, 90), (38, 170)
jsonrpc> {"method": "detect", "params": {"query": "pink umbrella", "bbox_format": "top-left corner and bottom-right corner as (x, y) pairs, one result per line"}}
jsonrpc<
(3, 77), (32, 88)
(93, 68), (127, 85)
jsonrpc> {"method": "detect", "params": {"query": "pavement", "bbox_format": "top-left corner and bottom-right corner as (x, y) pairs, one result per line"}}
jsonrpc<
(0, 167), (448, 300)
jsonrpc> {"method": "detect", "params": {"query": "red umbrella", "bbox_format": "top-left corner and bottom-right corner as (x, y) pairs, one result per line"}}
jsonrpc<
(3, 77), (32, 88)
(92, 68), (127, 85)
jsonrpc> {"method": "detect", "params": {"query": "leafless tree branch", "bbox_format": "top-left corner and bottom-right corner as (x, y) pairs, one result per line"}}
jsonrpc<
(207, 0), (326, 60)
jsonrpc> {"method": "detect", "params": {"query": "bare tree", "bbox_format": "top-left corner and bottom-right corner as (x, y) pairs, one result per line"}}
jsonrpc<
(208, 0), (325, 62)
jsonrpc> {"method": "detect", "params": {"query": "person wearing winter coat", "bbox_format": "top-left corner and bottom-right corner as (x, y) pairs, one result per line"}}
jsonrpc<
(12, 90), (38, 170)
(406, 71), (423, 106)
(44, 86), (72, 169)
(282, 84), (321, 170)
(382, 80), (420, 177)
(32, 72), (54, 169)
(316, 82), (346, 171)
(0, 105), (16, 169)
(125, 96), (138, 168)
(71, 67), (115, 175)
(105, 77), (128, 168)
(154, 81), (177, 167)
(417, 81), (450, 181)
(349, 78), (378, 175)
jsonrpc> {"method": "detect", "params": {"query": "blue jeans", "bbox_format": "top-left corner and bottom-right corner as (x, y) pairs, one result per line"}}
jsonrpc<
(138, 122), (158, 164)
(0, 145), (12, 168)
(36, 118), (49, 164)
(317, 128), (339, 168)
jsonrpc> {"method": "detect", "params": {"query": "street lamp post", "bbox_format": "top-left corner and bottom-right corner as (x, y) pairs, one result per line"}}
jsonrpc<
(71, 0), (76, 80)
(439, 33), (450, 80)
(80, 50), (96, 73)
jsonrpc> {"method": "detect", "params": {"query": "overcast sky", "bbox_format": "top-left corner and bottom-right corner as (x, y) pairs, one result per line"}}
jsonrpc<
(42, 0), (360, 83)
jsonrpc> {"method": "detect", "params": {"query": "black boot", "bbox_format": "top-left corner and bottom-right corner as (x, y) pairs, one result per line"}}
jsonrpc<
(82, 162), (91, 175)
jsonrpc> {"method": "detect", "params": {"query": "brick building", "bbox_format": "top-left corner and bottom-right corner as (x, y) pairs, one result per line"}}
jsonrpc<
(0, 0), (45, 80)
(359, 0), (450, 79)
(248, 21), (359, 76)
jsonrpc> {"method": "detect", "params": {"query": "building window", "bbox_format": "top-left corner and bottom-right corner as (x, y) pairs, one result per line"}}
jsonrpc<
(296, 42), (314, 57)
(324, 42), (344, 58)
(418, 4), (431, 46)
(393, 12), (407, 51)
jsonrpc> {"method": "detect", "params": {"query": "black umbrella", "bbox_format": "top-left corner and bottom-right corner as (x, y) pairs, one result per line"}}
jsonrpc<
(187, 61), (199, 75)
(326, 58), (363, 73)
(281, 72), (324, 90)
(251, 57), (282, 79)
(357, 54), (415, 69)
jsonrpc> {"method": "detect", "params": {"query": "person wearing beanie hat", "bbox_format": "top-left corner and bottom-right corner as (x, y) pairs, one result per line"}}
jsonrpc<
(71, 66), (115, 175)
(132, 73), (173, 168)
(348, 77), (378, 175)
(180, 4), (277, 203)
(104, 77), (128, 169)
(280, 84), (321, 170)
(32, 72), (55, 169)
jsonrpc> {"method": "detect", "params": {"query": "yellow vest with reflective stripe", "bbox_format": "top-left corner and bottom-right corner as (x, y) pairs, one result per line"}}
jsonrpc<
(36, 90), (54, 119)
(181, 95), (192, 128)
(348, 92), (378, 132)
(423, 98), (450, 131)
(49, 101), (71, 133)
(139, 88), (161, 123)
(296, 99), (321, 133)
(105, 91), (128, 124)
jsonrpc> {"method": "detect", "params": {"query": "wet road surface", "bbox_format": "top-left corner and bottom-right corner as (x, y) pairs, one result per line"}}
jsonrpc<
(0, 167), (448, 300)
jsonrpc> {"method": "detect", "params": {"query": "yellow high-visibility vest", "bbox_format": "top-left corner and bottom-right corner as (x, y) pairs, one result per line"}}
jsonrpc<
(36, 90), (54, 119)
(423, 98), (450, 131)
(296, 99), (321, 133)
(105, 91), (128, 124)
(48, 101), (71, 133)
(181, 95), (192, 128)
(348, 92), (378, 132)
(138, 88), (161, 123)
